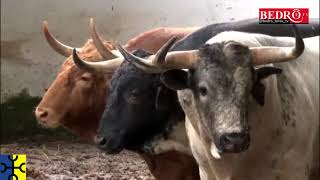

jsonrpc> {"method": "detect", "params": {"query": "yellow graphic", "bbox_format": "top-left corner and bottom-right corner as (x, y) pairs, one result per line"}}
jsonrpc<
(13, 154), (26, 180)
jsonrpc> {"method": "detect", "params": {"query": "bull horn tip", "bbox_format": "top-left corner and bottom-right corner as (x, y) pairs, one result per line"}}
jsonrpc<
(89, 17), (96, 32)
(172, 36), (178, 41)
(72, 48), (88, 71)
(115, 42), (123, 52)
(43, 21), (49, 31)
(115, 42), (131, 62)
(43, 21), (50, 38)
(72, 48), (83, 67)
(89, 18), (97, 34)
(291, 24), (304, 56)
(72, 48), (77, 56)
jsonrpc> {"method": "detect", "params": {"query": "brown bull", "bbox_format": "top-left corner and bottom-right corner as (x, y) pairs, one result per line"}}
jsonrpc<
(35, 20), (199, 180)
(35, 22), (114, 139)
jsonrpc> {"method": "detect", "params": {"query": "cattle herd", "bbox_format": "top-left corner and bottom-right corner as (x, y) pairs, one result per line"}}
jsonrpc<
(35, 17), (319, 180)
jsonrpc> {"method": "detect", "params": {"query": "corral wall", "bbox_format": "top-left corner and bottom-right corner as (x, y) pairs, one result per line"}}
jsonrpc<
(1, 0), (319, 101)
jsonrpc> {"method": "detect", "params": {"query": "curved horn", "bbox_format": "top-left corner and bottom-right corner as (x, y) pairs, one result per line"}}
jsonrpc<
(72, 49), (123, 73)
(43, 21), (80, 57)
(116, 37), (199, 73)
(89, 18), (119, 59)
(250, 25), (304, 65)
(153, 36), (178, 64)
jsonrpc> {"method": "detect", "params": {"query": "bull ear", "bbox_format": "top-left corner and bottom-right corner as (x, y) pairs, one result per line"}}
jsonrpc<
(251, 82), (265, 106)
(256, 67), (282, 81)
(160, 69), (189, 90)
(251, 67), (282, 106)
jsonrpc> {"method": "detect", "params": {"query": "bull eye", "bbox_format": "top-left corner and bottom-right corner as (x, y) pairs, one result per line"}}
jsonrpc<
(80, 73), (92, 81)
(199, 86), (207, 97)
(128, 89), (141, 104)
(131, 89), (140, 97)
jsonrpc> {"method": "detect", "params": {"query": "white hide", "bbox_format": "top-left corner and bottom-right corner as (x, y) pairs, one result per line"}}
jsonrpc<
(149, 120), (192, 155)
(180, 33), (319, 180)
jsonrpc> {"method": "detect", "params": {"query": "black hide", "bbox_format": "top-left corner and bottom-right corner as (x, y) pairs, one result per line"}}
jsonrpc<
(97, 50), (184, 153)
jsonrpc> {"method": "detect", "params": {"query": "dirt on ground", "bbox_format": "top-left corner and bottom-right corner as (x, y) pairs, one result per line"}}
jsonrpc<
(0, 135), (154, 180)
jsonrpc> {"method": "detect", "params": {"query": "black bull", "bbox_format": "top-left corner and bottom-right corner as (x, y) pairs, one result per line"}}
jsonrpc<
(96, 18), (319, 153)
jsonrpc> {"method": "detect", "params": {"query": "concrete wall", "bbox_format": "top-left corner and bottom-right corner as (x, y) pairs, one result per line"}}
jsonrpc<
(1, 0), (319, 102)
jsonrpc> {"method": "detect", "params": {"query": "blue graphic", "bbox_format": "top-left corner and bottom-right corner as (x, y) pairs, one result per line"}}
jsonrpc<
(0, 155), (13, 180)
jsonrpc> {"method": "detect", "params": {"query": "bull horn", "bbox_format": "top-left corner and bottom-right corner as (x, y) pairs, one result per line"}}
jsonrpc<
(250, 25), (304, 65)
(116, 37), (199, 73)
(153, 36), (178, 64)
(89, 18), (119, 59)
(72, 49), (123, 73)
(43, 21), (81, 57)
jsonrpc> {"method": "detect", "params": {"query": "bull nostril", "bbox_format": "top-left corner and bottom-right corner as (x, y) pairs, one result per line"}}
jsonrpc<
(35, 108), (49, 120)
(94, 135), (106, 146)
(39, 111), (48, 118)
(222, 132), (248, 145)
(219, 131), (250, 153)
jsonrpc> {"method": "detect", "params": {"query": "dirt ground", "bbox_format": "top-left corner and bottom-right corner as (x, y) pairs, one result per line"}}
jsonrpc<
(0, 135), (154, 180)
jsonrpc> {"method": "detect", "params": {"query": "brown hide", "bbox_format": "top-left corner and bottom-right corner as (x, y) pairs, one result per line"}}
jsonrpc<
(124, 27), (199, 53)
(141, 151), (200, 180)
(35, 40), (114, 140)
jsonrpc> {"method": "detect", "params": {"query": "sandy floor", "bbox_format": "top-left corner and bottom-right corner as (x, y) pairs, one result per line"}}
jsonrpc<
(1, 136), (154, 180)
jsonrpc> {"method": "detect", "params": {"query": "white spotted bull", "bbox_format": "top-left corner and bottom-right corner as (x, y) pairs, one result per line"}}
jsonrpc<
(115, 25), (319, 180)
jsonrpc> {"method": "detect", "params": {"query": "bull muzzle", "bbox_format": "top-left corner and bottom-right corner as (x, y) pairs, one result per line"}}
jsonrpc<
(218, 130), (250, 153)
(94, 134), (125, 154)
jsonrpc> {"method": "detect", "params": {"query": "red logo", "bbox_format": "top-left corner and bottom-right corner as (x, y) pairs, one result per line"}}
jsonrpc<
(259, 8), (309, 24)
